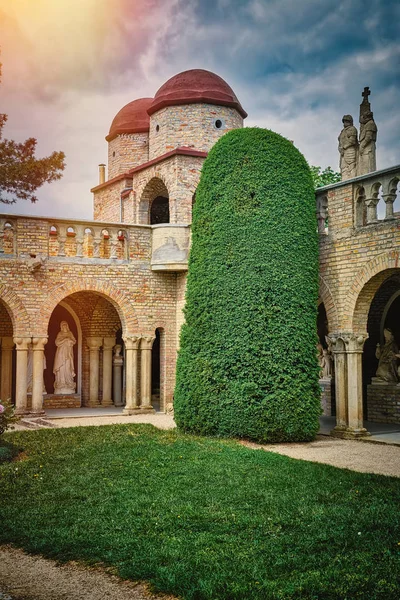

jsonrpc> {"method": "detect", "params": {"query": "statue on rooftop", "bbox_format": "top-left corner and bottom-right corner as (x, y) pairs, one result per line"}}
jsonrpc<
(338, 115), (358, 180)
(358, 87), (377, 175)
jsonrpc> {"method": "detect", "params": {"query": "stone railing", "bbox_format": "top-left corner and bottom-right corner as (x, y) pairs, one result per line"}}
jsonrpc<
(0, 214), (191, 271)
(316, 164), (400, 233)
(0, 215), (147, 262)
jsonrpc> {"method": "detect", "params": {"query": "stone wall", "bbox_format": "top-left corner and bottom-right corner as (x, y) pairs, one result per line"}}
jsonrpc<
(93, 177), (132, 223)
(367, 384), (400, 423)
(148, 103), (243, 160)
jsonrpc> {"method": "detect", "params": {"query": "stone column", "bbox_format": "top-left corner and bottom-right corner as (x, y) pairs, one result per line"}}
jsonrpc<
(383, 193), (396, 220)
(14, 337), (31, 415)
(0, 337), (14, 402)
(365, 197), (379, 224)
(344, 334), (370, 437)
(140, 335), (155, 413)
(101, 336), (115, 406)
(86, 337), (102, 407)
(123, 336), (140, 415)
(31, 337), (47, 415)
(328, 335), (347, 435)
(113, 345), (124, 407)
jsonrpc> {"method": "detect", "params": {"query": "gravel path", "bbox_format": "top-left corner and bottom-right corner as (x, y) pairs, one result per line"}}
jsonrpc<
(242, 435), (400, 477)
(0, 546), (177, 600)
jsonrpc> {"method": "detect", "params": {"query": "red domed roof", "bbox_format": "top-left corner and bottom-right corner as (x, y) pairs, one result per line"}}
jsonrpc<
(106, 98), (153, 141)
(148, 69), (247, 118)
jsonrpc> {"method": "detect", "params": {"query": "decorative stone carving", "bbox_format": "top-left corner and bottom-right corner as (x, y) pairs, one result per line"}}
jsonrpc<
(53, 321), (76, 394)
(338, 115), (358, 180)
(374, 328), (400, 383)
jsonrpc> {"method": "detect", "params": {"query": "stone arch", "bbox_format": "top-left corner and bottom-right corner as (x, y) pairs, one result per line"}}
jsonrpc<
(318, 275), (339, 332)
(138, 176), (170, 225)
(0, 284), (30, 334)
(346, 250), (400, 333)
(35, 278), (139, 336)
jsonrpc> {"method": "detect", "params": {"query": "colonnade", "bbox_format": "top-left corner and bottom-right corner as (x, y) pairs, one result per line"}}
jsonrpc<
(1, 333), (156, 416)
(328, 332), (369, 438)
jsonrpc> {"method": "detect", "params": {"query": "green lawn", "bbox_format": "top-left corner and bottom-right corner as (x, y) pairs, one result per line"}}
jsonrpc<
(1, 425), (399, 599)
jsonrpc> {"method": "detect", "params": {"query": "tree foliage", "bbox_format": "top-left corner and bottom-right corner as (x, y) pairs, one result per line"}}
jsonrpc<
(0, 62), (65, 204)
(310, 165), (341, 188)
(174, 128), (321, 443)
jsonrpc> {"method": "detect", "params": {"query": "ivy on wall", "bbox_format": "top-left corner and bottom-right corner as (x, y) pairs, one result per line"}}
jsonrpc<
(174, 128), (321, 442)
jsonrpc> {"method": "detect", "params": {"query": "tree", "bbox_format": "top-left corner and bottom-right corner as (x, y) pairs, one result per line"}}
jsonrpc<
(0, 62), (65, 204)
(174, 128), (321, 443)
(310, 165), (341, 188)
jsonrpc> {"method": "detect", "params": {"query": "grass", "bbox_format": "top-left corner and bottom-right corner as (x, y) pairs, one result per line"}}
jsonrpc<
(0, 424), (399, 600)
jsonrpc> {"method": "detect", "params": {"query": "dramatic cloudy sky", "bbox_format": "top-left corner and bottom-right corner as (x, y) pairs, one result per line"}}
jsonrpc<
(1, 0), (399, 219)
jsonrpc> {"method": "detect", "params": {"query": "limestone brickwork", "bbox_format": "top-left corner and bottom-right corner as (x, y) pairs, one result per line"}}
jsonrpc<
(108, 133), (149, 180)
(148, 104), (243, 160)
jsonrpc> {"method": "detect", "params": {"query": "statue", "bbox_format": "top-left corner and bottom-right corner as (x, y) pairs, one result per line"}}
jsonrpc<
(112, 344), (124, 407)
(358, 110), (377, 175)
(375, 328), (400, 383)
(338, 115), (358, 180)
(317, 342), (333, 379)
(53, 321), (76, 394)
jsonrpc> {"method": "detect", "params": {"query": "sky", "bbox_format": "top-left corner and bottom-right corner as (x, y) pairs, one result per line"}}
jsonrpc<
(0, 0), (399, 219)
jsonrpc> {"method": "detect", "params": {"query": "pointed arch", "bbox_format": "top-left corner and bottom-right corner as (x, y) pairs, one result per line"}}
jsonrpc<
(318, 275), (339, 332)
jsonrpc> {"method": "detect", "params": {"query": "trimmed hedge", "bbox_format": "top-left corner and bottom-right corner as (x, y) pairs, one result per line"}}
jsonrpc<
(174, 128), (321, 442)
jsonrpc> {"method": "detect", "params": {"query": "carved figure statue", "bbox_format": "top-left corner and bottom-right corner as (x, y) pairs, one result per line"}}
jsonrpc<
(358, 111), (377, 175)
(321, 349), (333, 379)
(338, 115), (358, 180)
(375, 328), (400, 383)
(53, 321), (76, 394)
(27, 343), (47, 394)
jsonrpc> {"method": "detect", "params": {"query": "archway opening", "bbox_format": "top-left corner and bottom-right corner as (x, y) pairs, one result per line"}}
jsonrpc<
(363, 271), (400, 424)
(0, 298), (15, 404)
(45, 291), (124, 410)
(150, 196), (170, 224)
(151, 328), (162, 411)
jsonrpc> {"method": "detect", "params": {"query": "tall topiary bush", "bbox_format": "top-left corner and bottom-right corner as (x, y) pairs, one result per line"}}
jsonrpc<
(174, 128), (321, 442)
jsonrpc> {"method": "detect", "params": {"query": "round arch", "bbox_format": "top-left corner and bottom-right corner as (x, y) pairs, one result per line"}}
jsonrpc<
(318, 275), (339, 332)
(346, 250), (400, 333)
(0, 284), (30, 334)
(138, 176), (170, 225)
(35, 278), (139, 336)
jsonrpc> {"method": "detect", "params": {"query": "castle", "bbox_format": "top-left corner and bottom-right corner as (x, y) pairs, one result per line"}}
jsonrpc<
(0, 69), (399, 438)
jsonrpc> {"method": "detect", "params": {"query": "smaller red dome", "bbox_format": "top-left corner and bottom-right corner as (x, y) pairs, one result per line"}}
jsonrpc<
(148, 69), (247, 118)
(106, 98), (153, 141)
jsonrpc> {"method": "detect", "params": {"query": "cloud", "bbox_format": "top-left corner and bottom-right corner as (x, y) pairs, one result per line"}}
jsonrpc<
(0, 0), (399, 218)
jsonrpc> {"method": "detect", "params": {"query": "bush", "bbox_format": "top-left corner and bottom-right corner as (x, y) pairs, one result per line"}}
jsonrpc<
(174, 128), (321, 442)
(0, 398), (19, 435)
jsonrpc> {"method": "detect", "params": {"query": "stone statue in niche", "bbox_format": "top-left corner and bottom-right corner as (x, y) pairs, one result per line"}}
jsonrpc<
(27, 343), (47, 394)
(358, 111), (377, 175)
(375, 328), (400, 383)
(53, 321), (76, 394)
(317, 341), (333, 379)
(338, 115), (358, 180)
(112, 344), (124, 407)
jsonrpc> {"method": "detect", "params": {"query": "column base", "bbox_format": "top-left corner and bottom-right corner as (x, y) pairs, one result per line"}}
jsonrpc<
(331, 426), (370, 439)
(86, 401), (101, 408)
(123, 407), (141, 415)
(23, 410), (47, 418)
(101, 400), (114, 407)
(139, 406), (155, 414)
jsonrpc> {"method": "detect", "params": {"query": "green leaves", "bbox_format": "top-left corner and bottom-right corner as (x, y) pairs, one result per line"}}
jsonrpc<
(175, 128), (321, 442)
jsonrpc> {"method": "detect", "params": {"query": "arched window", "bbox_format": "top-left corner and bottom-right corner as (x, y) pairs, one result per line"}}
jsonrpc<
(150, 196), (170, 224)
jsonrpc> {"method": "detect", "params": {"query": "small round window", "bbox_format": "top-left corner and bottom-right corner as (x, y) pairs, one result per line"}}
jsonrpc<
(214, 118), (225, 130)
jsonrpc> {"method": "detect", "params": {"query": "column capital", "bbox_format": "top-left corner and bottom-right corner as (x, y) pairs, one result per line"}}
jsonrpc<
(32, 337), (48, 351)
(86, 336), (103, 350)
(141, 335), (155, 350)
(1, 336), (15, 350)
(365, 197), (379, 207)
(14, 337), (31, 351)
(123, 335), (141, 350)
(327, 332), (367, 353)
(103, 336), (116, 351)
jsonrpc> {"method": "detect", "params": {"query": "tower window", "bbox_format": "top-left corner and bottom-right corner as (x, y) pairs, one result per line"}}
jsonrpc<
(214, 118), (225, 130)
